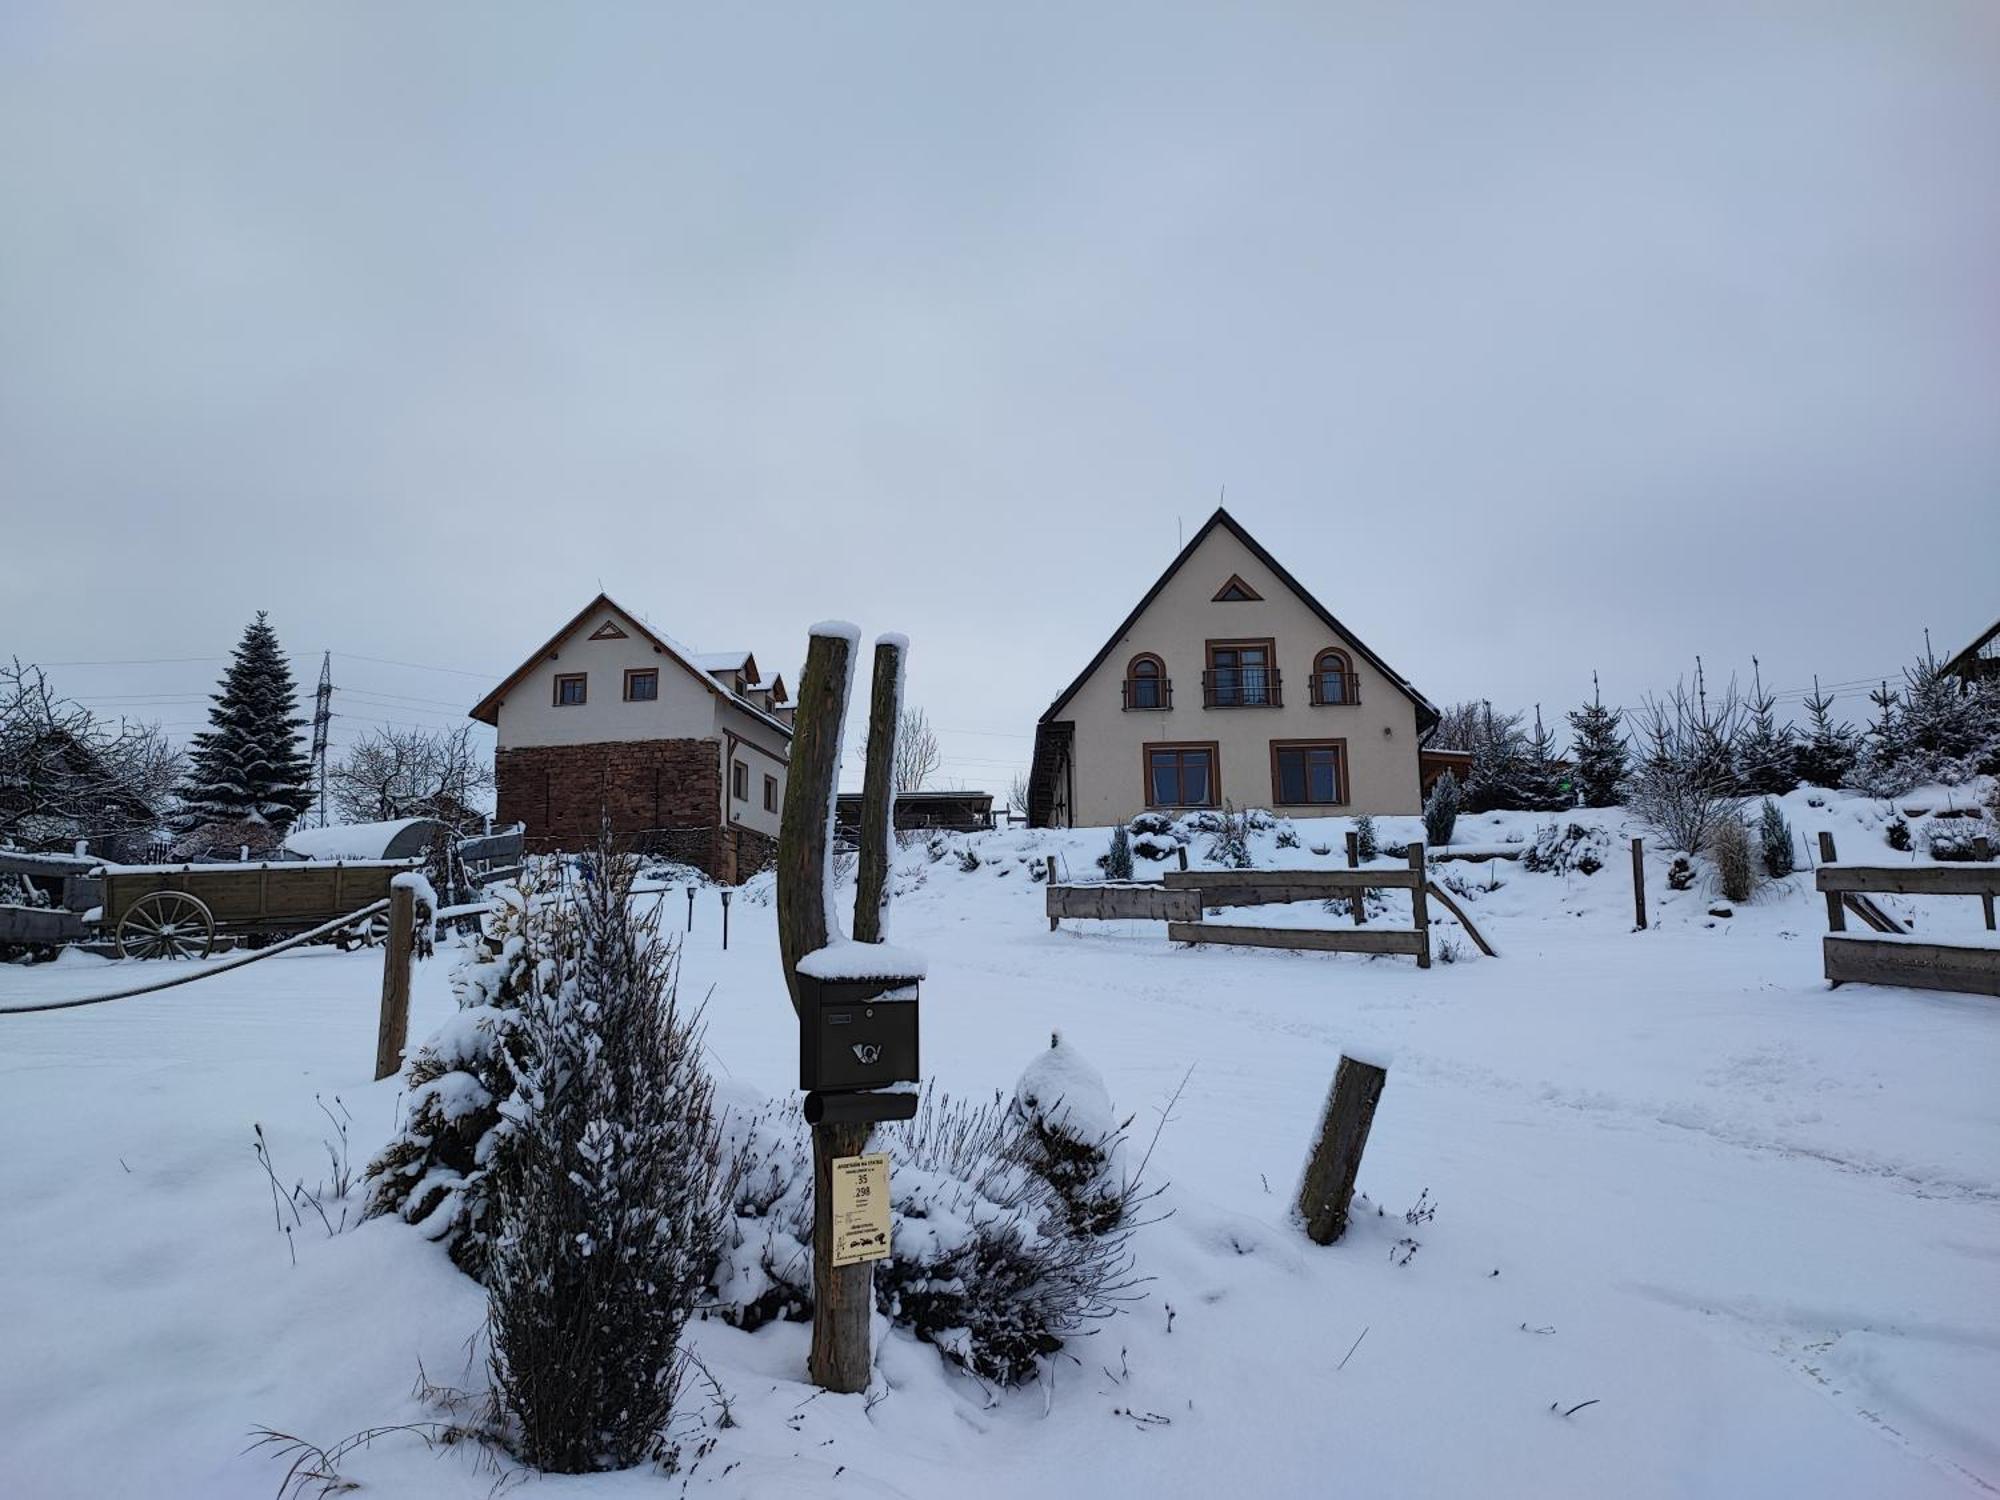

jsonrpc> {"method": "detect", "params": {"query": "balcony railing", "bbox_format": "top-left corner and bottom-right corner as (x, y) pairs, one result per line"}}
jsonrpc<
(1308, 671), (1361, 707)
(1122, 677), (1173, 710)
(1202, 668), (1282, 708)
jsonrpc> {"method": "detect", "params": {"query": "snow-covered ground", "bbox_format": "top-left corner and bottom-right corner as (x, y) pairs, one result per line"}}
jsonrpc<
(2, 787), (1998, 1498)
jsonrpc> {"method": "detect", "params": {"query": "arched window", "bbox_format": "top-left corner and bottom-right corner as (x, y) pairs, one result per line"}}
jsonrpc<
(1312, 650), (1355, 706)
(1124, 654), (1168, 710)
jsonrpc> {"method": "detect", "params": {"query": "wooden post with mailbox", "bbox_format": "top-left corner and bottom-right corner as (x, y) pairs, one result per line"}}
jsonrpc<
(373, 881), (417, 1082)
(777, 627), (922, 1395)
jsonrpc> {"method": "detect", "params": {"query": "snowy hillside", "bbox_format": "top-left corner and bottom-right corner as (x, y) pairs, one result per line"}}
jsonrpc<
(1, 787), (1997, 1497)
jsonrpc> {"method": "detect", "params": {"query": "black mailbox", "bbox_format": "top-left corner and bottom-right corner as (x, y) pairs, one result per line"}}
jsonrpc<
(797, 973), (921, 1094)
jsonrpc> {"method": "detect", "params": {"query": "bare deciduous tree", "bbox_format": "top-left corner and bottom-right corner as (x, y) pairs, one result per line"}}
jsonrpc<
(0, 658), (182, 857)
(1009, 770), (1034, 820)
(327, 725), (493, 833)
(862, 706), (941, 793)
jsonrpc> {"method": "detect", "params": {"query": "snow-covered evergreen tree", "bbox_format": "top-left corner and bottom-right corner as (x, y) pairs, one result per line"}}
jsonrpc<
(1565, 675), (1628, 808)
(178, 613), (312, 832)
(1791, 676), (1857, 789)
(1734, 659), (1798, 796)
(1422, 769), (1459, 848)
(1353, 813), (1378, 861)
(1103, 825), (1134, 881)
(1463, 705), (1535, 813)
(1519, 706), (1573, 811)
(1848, 648), (2000, 794)
(1757, 797), (1796, 878)
(487, 843), (720, 1473)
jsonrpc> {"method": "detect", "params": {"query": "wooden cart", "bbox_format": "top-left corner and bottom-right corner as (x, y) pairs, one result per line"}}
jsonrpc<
(96, 859), (418, 959)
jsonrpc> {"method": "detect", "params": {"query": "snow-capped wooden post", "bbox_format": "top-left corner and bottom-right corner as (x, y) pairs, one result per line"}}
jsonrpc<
(1346, 830), (1367, 925)
(1297, 1053), (1388, 1245)
(1977, 837), (1995, 930)
(853, 637), (903, 946)
(1631, 837), (1647, 930)
(372, 881), (416, 1082)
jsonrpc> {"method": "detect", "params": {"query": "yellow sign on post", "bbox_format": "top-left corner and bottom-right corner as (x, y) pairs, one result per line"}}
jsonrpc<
(829, 1151), (892, 1267)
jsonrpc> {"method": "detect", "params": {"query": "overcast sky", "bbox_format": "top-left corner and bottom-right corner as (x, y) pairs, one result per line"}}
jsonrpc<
(4, 1), (1996, 793)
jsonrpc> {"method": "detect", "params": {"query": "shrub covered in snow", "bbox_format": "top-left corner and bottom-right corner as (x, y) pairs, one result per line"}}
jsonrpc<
(1926, 818), (1992, 863)
(363, 873), (558, 1276)
(486, 845), (721, 1473)
(1422, 771), (1459, 849)
(1126, 812), (1184, 862)
(1204, 805), (1253, 869)
(1352, 813), (1378, 862)
(708, 1048), (1152, 1387)
(1520, 821), (1607, 877)
(1010, 1031), (1134, 1237)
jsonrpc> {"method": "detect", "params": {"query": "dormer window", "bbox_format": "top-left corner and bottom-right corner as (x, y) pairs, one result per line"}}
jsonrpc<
(554, 673), (587, 706)
(1212, 574), (1263, 602)
(624, 668), (658, 702)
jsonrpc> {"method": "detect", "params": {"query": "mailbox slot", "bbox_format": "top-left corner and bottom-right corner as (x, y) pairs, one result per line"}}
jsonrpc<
(797, 973), (921, 1093)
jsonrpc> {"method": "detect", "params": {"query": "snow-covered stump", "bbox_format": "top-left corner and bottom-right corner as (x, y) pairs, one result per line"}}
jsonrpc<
(1297, 1054), (1388, 1246)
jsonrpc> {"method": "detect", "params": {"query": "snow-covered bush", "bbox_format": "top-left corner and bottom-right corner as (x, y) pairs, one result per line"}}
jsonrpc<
(957, 847), (981, 873)
(1758, 798), (1796, 878)
(1275, 822), (1299, 849)
(1710, 817), (1757, 903)
(1347, 815), (1375, 861)
(1204, 805), (1253, 869)
(1885, 817), (1913, 853)
(363, 873), (557, 1276)
(1010, 1032), (1134, 1237)
(1126, 812), (1184, 862)
(1926, 818), (1991, 862)
(1242, 807), (1278, 832)
(486, 845), (721, 1473)
(1422, 771), (1459, 849)
(1521, 821), (1607, 877)
(1667, 856), (1695, 891)
(1101, 826), (1134, 881)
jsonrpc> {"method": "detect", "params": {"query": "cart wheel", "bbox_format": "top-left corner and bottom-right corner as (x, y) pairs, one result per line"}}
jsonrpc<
(116, 891), (217, 960)
(335, 912), (391, 951)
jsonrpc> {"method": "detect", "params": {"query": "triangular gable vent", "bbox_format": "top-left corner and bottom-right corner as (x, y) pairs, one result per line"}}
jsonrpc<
(1213, 574), (1263, 602)
(588, 620), (629, 640)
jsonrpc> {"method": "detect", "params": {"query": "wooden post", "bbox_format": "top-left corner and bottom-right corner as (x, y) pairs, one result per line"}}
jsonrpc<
(1176, 844), (1189, 872)
(775, 627), (878, 1394)
(1346, 830), (1366, 924)
(1978, 837), (1995, 931)
(1818, 832), (1846, 932)
(1408, 843), (1430, 968)
(852, 638), (902, 946)
(372, 883), (416, 1082)
(1630, 837), (1647, 930)
(1297, 1054), (1388, 1245)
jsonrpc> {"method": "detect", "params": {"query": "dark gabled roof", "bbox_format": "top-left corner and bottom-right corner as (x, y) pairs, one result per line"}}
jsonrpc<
(1941, 616), (2000, 678)
(468, 592), (793, 739)
(1037, 507), (1439, 733)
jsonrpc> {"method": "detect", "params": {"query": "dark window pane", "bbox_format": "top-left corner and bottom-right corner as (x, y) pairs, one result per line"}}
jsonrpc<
(1151, 754), (1178, 805)
(1183, 752), (1211, 805)
(1277, 749), (1306, 803)
(1309, 753), (1338, 803)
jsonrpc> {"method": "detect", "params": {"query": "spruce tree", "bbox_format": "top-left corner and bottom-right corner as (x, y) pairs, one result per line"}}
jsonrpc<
(1423, 769), (1459, 848)
(1565, 673), (1628, 807)
(1463, 704), (1534, 813)
(1519, 705), (1573, 811)
(1791, 676), (1857, 789)
(179, 613), (312, 831)
(1734, 658), (1798, 796)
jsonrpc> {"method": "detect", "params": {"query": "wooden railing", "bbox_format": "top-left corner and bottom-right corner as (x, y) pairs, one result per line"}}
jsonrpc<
(1814, 830), (1998, 997)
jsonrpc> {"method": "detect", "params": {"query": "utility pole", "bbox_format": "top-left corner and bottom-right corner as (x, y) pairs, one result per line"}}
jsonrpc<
(309, 651), (334, 828)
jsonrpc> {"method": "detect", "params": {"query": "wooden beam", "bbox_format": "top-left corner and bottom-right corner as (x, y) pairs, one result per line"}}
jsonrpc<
(1408, 843), (1430, 969)
(1047, 884), (1203, 922)
(1168, 922), (1428, 956)
(1630, 837), (1646, 931)
(1815, 865), (2000, 897)
(1818, 832), (1845, 933)
(1163, 869), (1421, 898)
(1424, 881), (1496, 957)
(776, 631), (853, 1014)
(372, 882), (416, 1082)
(1823, 935), (2000, 998)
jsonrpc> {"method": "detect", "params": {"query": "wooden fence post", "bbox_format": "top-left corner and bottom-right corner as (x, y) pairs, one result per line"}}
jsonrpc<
(1408, 843), (1430, 968)
(852, 637), (902, 946)
(1176, 844), (1189, 872)
(1631, 837), (1647, 930)
(373, 883), (416, 1082)
(1346, 830), (1366, 924)
(1978, 837), (1995, 930)
(1297, 1054), (1388, 1245)
(1818, 832), (1845, 932)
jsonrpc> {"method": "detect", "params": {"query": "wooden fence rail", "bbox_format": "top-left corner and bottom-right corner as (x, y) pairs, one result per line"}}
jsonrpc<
(1814, 832), (1999, 998)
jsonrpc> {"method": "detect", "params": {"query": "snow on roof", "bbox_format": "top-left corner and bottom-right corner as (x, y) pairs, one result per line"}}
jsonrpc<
(282, 819), (436, 860)
(694, 651), (752, 671)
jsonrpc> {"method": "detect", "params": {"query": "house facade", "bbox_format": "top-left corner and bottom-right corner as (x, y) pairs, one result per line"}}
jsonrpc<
(470, 595), (792, 882)
(1029, 509), (1438, 828)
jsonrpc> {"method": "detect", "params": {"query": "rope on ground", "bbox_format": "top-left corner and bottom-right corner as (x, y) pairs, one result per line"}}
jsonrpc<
(0, 900), (393, 1017)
